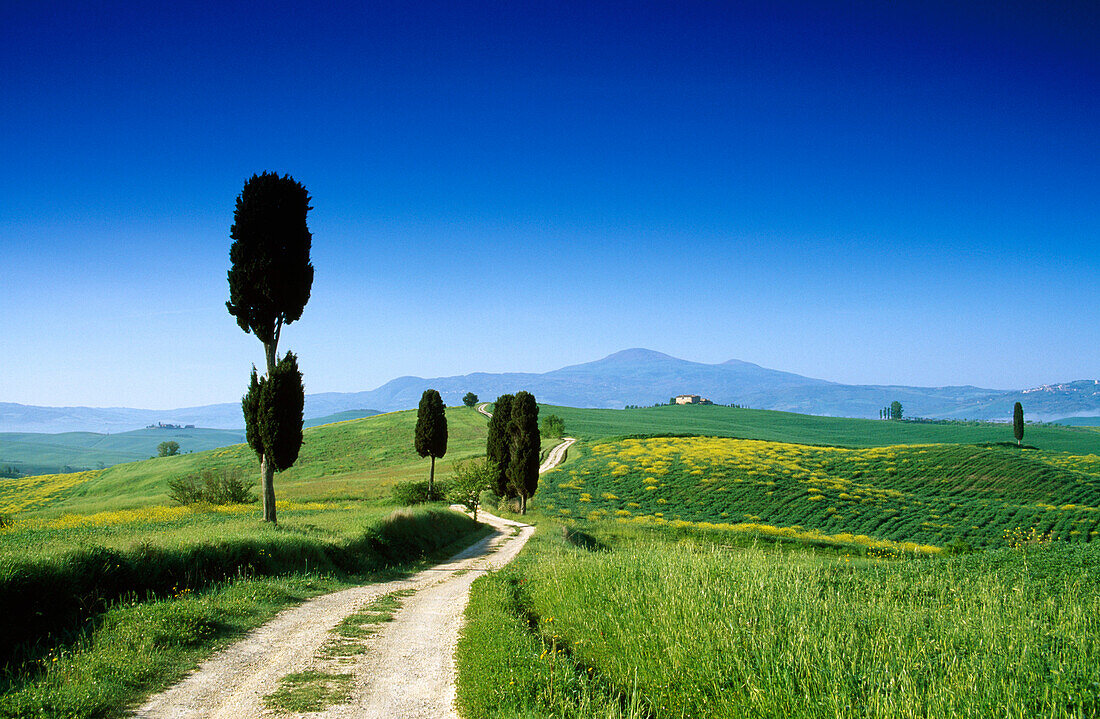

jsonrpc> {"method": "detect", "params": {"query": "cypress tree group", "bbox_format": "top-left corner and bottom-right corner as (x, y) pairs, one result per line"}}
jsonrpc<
(889, 401), (904, 420)
(226, 172), (314, 523)
(506, 391), (541, 514)
(1013, 402), (1025, 446)
(486, 394), (514, 497)
(414, 389), (448, 494)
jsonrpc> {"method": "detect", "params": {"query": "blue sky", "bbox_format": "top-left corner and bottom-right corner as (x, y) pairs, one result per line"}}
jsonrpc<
(1, 1), (1097, 409)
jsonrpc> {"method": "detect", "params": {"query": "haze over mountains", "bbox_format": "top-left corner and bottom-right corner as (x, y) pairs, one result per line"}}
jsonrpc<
(2, 349), (1097, 433)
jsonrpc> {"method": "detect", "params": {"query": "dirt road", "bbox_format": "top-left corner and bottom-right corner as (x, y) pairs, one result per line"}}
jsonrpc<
(134, 511), (533, 719)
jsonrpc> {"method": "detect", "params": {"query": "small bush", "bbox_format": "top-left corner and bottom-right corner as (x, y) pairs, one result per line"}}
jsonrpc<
(0, 513), (11, 528)
(391, 479), (451, 506)
(168, 467), (256, 506)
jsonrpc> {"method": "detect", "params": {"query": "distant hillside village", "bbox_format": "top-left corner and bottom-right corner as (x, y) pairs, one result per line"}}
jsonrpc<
(146, 422), (195, 430)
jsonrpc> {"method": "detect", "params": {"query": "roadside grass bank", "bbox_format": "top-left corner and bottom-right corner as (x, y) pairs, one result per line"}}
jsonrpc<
(457, 518), (1100, 718)
(0, 504), (488, 718)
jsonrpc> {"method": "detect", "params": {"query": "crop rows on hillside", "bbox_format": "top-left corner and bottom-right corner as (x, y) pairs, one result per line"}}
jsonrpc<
(537, 437), (1100, 548)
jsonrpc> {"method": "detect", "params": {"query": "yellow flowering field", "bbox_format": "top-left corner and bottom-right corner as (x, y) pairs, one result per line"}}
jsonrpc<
(537, 436), (1100, 548)
(0, 470), (102, 514)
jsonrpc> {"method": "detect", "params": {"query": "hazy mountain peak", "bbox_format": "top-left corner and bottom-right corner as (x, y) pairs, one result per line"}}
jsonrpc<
(595, 348), (679, 364)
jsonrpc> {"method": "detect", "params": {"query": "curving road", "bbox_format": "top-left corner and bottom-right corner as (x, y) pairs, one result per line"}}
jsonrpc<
(135, 511), (533, 719)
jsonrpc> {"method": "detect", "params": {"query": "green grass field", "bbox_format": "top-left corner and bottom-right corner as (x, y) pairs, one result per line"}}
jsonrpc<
(457, 519), (1100, 719)
(5, 400), (1100, 717)
(0, 406), (490, 517)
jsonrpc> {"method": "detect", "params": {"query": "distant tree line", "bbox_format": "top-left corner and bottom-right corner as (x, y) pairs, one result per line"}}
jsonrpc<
(879, 402), (904, 420)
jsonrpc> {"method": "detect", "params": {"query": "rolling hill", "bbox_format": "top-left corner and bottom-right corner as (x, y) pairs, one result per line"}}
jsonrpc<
(0, 427), (245, 476)
(2, 349), (1096, 433)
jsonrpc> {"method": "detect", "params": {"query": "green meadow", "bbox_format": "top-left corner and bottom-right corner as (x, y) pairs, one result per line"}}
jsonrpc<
(0, 407), (492, 718)
(457, 521), (1100, 719)
(0, 406), (490, 517)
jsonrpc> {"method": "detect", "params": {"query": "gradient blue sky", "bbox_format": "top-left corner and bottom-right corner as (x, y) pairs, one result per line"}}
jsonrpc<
(2, 1), (1097, 409)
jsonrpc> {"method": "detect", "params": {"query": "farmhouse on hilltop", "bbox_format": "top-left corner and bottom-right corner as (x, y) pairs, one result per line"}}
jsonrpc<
(674, 394), (713, 405)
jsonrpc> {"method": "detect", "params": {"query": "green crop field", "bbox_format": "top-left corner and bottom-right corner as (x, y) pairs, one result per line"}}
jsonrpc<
(536, 435), (1100, 550)
(541, 403), (1100, 454)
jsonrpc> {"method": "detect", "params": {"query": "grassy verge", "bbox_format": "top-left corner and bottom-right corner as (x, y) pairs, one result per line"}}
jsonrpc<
(0, 505), (488, 718)
(457, 518), (1100, 718)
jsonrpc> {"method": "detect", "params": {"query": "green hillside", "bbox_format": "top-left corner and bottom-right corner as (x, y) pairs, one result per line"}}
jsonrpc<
(0, 428), (245, 476)
(542, 403), (1100, 453)
(6, 402), (1100, 551)
(303, 409), (380, 428)
(1055, 416), (1100, 427)
(1, 407), (489, 517)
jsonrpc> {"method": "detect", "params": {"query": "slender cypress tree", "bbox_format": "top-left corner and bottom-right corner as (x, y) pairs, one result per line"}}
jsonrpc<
(506, 391), (540, 514)
(226, 171), (314, 523)
(1013, 402), (1025, 446)
(486, 394), (514, 497)
(414, 389), (448, 494)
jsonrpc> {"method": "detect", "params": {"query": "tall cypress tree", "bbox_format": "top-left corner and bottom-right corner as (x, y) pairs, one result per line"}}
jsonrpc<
(414, 389), (448, 494)
(506, 391), (540, 514)
(486, 394), (514, 497)
(1013, 402), (1025, 446)
(226, 172), (314, 523)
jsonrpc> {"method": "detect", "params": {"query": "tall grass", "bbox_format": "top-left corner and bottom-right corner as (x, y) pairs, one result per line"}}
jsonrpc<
(459, 523), (1100, 718)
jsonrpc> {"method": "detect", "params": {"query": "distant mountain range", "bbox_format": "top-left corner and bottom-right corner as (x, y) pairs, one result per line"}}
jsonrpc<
(1, 349), (1097, 433)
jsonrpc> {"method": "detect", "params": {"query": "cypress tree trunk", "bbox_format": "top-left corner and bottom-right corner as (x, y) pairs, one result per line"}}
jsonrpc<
(521, 493), (527, 515)
(261, 454), (277, 523)
(263, 340), (278, 523)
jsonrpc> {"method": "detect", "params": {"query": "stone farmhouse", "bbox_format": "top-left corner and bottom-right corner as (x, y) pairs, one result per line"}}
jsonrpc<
(674, 394), (713, 405)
